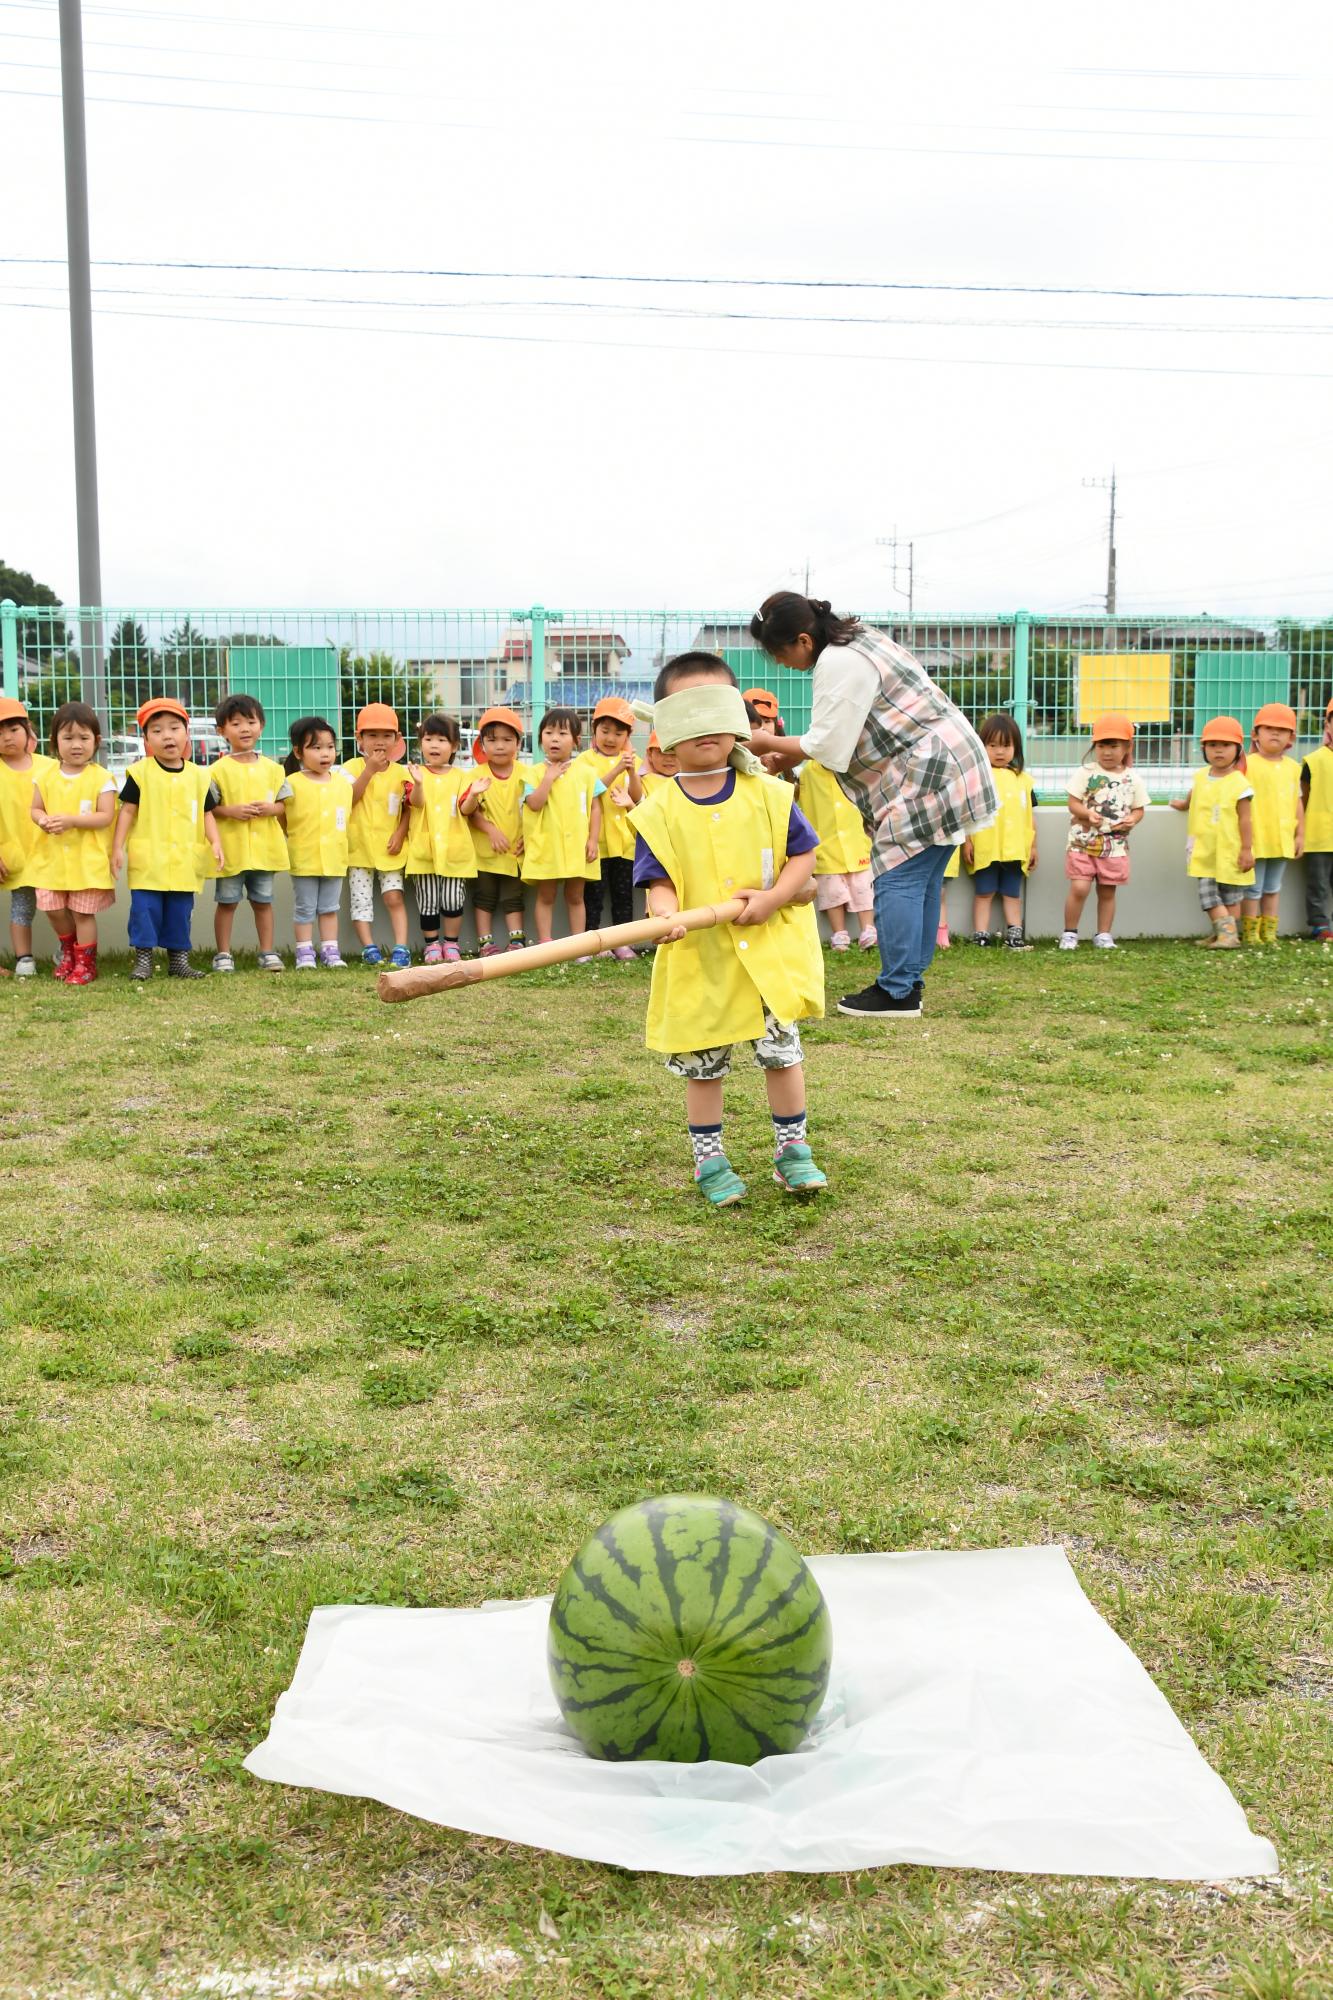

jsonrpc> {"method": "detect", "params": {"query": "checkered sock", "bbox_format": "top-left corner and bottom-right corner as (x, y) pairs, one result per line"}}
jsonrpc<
(773, 1112), (807, 1155)
(688, 1123), (725, 1170)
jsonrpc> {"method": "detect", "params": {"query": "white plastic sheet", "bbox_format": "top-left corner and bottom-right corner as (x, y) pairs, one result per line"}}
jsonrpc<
(244, 1546), (1278, 1879)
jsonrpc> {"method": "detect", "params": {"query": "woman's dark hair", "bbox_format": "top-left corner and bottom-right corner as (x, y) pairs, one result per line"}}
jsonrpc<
(977, 711), (1024, 773)
(215, 692), (265, 728)
(49, 700), (101, 751)
(653, 652), (737, 701)
(416, 711), (461, 747)
(749, 592), (863, 662)
(284, 714), (337, 774)
(537, 705), (583, 744)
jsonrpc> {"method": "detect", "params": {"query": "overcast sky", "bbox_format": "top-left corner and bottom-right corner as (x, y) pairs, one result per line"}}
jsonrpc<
(3, 0), (1331, 618)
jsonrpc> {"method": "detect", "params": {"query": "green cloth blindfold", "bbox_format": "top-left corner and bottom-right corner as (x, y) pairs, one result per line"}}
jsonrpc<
(631, 685), (764, 779)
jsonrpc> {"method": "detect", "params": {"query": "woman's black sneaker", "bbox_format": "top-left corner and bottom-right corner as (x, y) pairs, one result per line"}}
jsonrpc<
(836, 982), (922, 1018)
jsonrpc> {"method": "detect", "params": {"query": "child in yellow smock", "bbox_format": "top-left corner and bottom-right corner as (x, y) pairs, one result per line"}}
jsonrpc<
(963, 713), (1038, 950)
(1300, 695), (1333, 942)
(30, 700), (117, 985)
(110, 697), (225, 980)
(1170, 716), (1255, 949)
(460, 706), (532, 954)
(797, 756), (875, 953)
(404, 712), (474, 965)
(0, 695), (54, 977)
(637, 732), (679, 800)
(345, 701), (411, 969)
(574, 695), (643, 947)
(521, 707), (604, 946)
(1241, 702), (1304, 946)
(629, 653), (826, 1207)
(282, 715), (352, 969)
(209, 692), (290, 973)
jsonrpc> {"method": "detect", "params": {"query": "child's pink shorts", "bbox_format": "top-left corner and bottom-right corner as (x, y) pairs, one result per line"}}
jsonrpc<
(1065, 850), (1130, 886)
(815, 869), (873, 914)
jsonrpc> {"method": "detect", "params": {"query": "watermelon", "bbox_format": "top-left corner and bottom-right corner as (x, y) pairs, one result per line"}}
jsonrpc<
(547, 1494), (832, 1765)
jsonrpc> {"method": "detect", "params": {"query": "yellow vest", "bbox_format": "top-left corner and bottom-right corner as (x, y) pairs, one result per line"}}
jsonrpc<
(1303, 745), (1333, 852)
(944, 843), (961, 880)
(638, 767), (671, 801)
(464, 764), (530, 877)
(1185, 766), (1255, 885)
(521, 763), (602, 882)
(405, 766), (477, 879)
(575, 748), (637, 860)
(1245, 753), (1300, 860)
(124, 758), (216, 892)
(210, 755), (289, 875)
(968, 766), (1036, 873)
(284, 769), (353, 877)
(629, 772), (824, 1054)
(31, 762), (116, 891)
(0, 753), (55, 890)
(798, 760), (871, 876)
(344, 755), (409, 870)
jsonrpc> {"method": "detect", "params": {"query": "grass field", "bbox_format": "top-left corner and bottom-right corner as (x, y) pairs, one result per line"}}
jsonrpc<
(2, 939), (1330, 2000)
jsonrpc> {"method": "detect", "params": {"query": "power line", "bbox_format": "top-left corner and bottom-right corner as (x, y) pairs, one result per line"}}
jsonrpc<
(6, 296), (1330, 380)
(1, 253), (1329, 305)
(3, 277), (1326, 337)
(0, 0), (429, 36)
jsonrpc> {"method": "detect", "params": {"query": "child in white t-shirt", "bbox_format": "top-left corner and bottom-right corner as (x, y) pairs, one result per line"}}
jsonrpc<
(1059, 713), (1149, 951)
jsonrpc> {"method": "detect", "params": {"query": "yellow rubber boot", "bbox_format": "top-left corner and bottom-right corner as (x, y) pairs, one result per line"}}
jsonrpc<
(1260, 914), (1279, 945)
(1241, 914), (1261, 946)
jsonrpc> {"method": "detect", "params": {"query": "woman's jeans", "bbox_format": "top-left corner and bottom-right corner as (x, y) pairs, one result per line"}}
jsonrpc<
(872, 843), (955, 998)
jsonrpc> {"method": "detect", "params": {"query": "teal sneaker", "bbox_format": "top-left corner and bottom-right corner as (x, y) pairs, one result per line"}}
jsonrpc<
(695, 1156), (747, 1207)
(773, 1143), (827, 1195)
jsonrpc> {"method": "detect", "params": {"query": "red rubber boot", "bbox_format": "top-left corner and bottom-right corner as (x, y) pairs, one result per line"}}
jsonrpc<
(53, 932), (77, 982)
(66, 942), (98, 986)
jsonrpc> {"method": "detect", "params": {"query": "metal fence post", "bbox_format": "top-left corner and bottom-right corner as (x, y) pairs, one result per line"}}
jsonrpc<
(1011, 607), (1031, 739)
(0, 601), (17, 699)
(529, 604), (546, 749)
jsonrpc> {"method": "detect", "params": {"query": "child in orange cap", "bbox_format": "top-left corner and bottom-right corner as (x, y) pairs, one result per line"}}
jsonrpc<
(637, 731), (679, 800)
(1170, 717), (1254, 948)
(344, 702), (411, 968)
(573, 696), (642, 955)
(460, 707), (532, 953)
(1301, 696), (1333, 940)
(0, 695), (55, 976)
(1242, 703), (1303, 945)
(29, 701), (118, 984)
(110, 698), (225, 979)
(1059, 713), (1149, 951)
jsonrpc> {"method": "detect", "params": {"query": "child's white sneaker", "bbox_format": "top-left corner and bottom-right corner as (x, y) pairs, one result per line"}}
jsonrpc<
(13, 955), (36, 977)
(1092, 932), (1116, 950)
(1058, 931), (1079, 951)
(211, 950), (235, 973)
(828, 930), (850, 952)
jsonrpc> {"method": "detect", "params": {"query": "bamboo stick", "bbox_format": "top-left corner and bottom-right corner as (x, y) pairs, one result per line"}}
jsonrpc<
(377, 898), (748, 1003)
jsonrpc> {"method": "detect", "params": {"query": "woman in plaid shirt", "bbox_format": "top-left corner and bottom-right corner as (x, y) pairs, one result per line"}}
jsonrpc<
(748, 592), (997, 1019)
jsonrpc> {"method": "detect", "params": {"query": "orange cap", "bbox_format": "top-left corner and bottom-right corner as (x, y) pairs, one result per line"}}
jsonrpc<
(0, 696), (30, 725)
(136, 697), (189, 728)
(1201, 714), (1244, 746)
(1090, 712), (1134, 742)
(591, 696), (635, 727)
(1252, 702), (1297, 733)
(646, 730), (660, 750)
(743, 686), (781, 720)
(355, 702), (400, 734)
(476, 705), (524, 739)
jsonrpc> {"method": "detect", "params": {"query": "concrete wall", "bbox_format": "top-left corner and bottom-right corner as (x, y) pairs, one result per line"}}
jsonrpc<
(70, 806), (1312, 957)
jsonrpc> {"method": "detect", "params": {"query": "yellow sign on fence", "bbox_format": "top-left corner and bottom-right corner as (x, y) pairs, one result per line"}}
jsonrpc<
(1076, 653), (1173, 726)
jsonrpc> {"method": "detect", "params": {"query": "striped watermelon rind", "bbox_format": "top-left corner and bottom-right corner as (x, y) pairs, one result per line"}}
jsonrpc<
(547, 1494), (832, 1765)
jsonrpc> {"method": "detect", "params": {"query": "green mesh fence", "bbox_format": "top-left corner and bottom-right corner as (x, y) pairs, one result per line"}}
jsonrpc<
(3, 602), (1330, 797)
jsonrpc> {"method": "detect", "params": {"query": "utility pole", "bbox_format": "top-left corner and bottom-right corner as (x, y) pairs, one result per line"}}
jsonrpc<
(1083, 470), (1118, 615)
(58, 0), (106, 720)
(876, 531), (915, 622)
